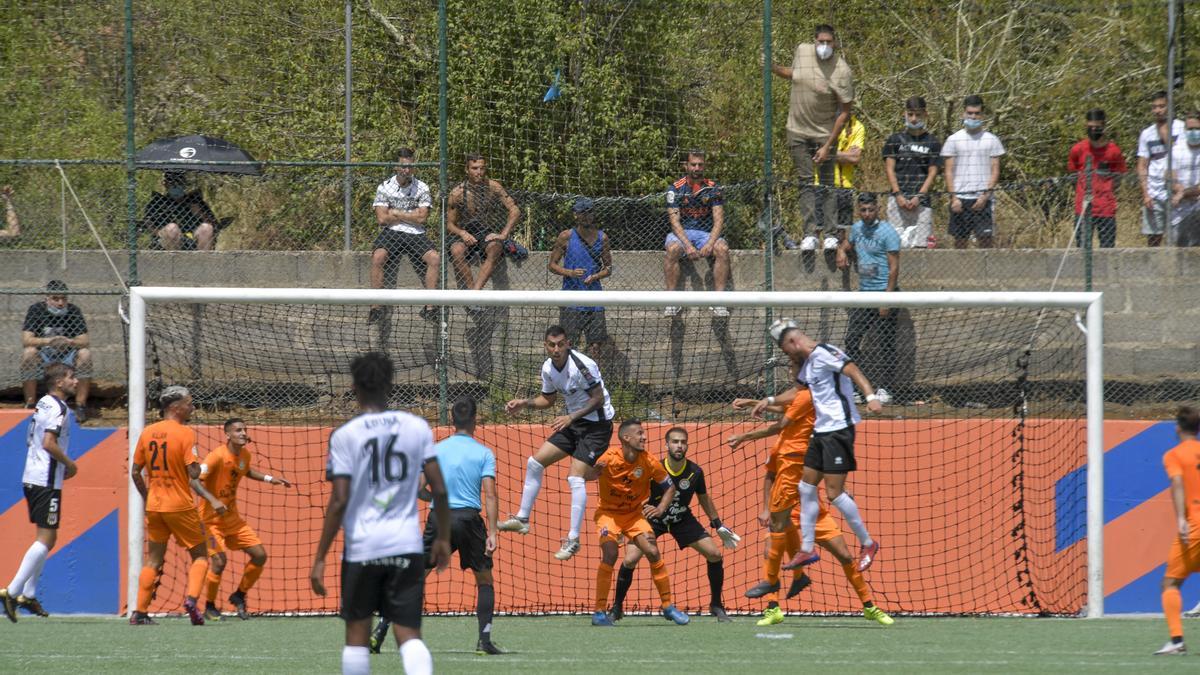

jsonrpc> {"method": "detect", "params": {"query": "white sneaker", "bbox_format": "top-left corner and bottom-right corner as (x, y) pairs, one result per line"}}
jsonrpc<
(711, 306), (729, 318)
(554, 537), (581, 561)
(823, 236), (839, 251)
(875, 388), (892, 405)
(498, 516), (529, 534)
(663, 306), (682, 317)
(799, 235), (818, 251)
(1154, 640), (1187, 655)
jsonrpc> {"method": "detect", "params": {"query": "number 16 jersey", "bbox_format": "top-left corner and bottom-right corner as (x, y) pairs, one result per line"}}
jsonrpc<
(326, 410), (435, 563)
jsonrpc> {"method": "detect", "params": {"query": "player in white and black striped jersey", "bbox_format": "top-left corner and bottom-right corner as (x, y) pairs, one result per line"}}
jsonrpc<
(1, 363), (79, 622)
(309, 352), (451, 675)
(752, 319), (884, 574)
(500, 325), (615, 561)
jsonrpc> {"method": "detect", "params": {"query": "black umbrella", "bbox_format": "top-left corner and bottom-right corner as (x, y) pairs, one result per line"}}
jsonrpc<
(135, 134), (262, 175)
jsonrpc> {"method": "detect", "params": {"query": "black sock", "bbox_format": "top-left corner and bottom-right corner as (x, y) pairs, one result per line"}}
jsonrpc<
(864, 601), (875, 609)
(1173, 636), (1184, 645)
(612, 565), (635, 609)
(707, 560), (724, 608)
(477, 584), (495, 641)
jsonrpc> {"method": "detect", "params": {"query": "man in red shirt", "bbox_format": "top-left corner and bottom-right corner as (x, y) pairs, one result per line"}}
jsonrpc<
(1067, 109), (1127, 249)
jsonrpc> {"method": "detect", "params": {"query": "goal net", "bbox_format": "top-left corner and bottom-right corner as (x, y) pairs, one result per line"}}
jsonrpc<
(126, 288), (1102, 618)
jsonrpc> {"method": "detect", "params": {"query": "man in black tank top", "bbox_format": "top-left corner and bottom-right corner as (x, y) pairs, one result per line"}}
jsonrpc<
(446, 154), (521, 295)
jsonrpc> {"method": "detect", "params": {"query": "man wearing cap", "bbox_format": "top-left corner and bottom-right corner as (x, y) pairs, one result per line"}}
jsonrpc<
(663, 150), (730, 318)
(836, 193), (899, 403)
(19, 281), (93, 421)
(548, 198), (613, 356)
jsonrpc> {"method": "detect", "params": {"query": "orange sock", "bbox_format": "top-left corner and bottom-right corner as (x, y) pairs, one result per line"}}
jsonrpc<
(1163, 587), (1184, 639)
(137, 566), (159, 612)
(238, 563), (264, 593)
(595, 563), (614, 612)
(842, 561), (873, 605)
(650, 559), (673, 608)
(186, 558), (209, 602)
(204, 571), (221, 604)
(784, 522), (800, 558)
(764, 532), (786, 585)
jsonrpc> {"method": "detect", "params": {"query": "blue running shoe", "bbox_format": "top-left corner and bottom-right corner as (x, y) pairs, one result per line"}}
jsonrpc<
(591, 611), (614, 626)
(662, 605), (690, 625)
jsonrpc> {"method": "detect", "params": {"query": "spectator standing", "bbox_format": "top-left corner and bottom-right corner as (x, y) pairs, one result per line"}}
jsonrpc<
(1067, 109), (1127, 249)
(1138, 90), (1186, 247)
(807, 111), (864, 250)
(0, 185), (20, 240)
(446, 155), (521, 296)
(548, 198), (614, 357)
(663, 151), (730, 318)
(20, 280), (92, 422)
(369, 149), (439, 324)
(883, 97), (942, 248)
(1168, 112), (1200, 247)
(941, 95), (1005, 249)
(769, 24), (855, 248)
(835, 193), (899, 402)
(142, 171), (220, 251)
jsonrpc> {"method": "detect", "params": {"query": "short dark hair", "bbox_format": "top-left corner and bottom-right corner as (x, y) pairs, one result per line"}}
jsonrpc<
(396, 148), (415, 160)
(619, 419), (642, 436)
(1187, 110), (1200, 122)
(963, 94), (984, 109)
(350, 352), (394, 404)
(43, 362), (73, 389)
(686, 149), (706, 161)
(857, 191), (878, 205)
(1150, 89), (1169, 102)
(814, 24), (836, 39)
(1085, 109), (1106, 122)
(904, 96), (927, 111)
(665, 426), (688, 441)
(46, 279), (69, 294)
(451, 397), (477, 430)
(1178, 406), (1200, 435)
(223, 417), (244, 433)
(465, 153), (485, 164)
(544, 325), (567, 340)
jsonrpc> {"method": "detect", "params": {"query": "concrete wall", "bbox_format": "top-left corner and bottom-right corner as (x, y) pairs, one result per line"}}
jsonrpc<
(0, 248), (1196, 390)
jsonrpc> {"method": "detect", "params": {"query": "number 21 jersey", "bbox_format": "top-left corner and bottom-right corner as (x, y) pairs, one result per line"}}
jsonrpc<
(326, 410), (435, 562)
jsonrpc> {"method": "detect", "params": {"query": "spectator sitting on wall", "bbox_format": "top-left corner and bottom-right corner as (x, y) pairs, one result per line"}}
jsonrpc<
(0, 185), (20, 240)
(1068, 109), (1127, 249)
(142, 171), (221, 251)
(369, 148), (439, 324)
(663, 150), (730, 318)
(446, 154), (521, 300)
(883, 96), (942, 249)
(20, 280), (93, 422)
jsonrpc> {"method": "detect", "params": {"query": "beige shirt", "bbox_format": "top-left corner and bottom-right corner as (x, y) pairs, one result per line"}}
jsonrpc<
(787, 43), (855, 139)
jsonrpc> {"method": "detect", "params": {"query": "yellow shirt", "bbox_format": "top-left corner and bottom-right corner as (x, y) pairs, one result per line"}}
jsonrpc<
(815, 117), (865, 189)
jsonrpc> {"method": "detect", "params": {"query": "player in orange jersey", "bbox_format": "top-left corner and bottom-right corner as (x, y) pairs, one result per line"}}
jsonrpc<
(198, 418), (292, 621)
(584, 419), (689, 626)
(729, 391), (894, 627)
(129, 385), (226, 626)
(1155, 406), (1200, 656)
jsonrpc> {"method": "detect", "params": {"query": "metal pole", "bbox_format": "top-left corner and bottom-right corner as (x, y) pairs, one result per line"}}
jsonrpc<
(1166, 0), (1178, 243)
(437, 0), (449, 426)
(343, 0), (353, 252)
(1083, 155), (1093, 292)
(125, 291), (147, 617)
(124, 0), (138, 285)
(1085, 294), (1105, 618)
(762, 0), (776, 397)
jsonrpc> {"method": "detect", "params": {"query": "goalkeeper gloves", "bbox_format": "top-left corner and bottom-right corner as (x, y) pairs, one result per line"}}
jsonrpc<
(716, 526), (741, 549)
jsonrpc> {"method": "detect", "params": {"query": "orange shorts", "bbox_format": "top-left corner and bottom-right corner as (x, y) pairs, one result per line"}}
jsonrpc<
(1166, 534), (1200, 579)
(595, 509), (654, 544)
(205, 518), (263, 554)
(786, 499), (843, 543)
(769, 457), (806, 513)
(146, 509), (207, 550)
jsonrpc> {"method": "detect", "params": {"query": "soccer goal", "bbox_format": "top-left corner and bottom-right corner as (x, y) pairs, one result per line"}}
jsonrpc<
(126, 287), (1104, 618)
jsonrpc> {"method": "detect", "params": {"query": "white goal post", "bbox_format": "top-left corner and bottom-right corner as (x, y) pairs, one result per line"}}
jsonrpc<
(126, 287), (1105, 617)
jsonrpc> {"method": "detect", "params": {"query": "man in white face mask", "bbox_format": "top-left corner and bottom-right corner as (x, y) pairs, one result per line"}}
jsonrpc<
(940, 95), (1005, 249)
(769, 24), (855, 250)
(1168, 111), (1200, 246)
(19, 280), (92, 420)
(142, 171), (220, 251)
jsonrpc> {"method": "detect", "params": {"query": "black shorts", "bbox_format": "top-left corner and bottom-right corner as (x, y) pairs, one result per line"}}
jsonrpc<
(340, 553), (425, 628)
(24, 484), (62, 529)
(453, 225), (499, 262)
(547, 418), (614, 466)
(651, 512), (710, 549)
(949, 198), (995, 240)
(805, 426), (857, 474)
(373, 229), (435, 270)
(560, 308), (609, 345)
(423, 508), (493, 572)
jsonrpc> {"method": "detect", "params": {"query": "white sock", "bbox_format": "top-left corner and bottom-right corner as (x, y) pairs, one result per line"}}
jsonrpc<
(7, 541), (49, 597)
(22, 554), (47, 598)
(516, 457), (545, 520)
(399, 639), (433, 675)
(567, 475), (587, 541)
(341, 646), (370, 675)
(798, 482), (820, 553)
(831, 492), (873, 547)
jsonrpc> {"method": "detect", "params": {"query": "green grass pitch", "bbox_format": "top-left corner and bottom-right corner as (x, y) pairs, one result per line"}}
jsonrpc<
(2, 614), (1197, 672)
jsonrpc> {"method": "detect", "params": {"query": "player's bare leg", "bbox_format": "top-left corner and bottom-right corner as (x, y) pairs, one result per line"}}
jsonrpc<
(229, 544), (267, 620)
(499, 441), (568, 535)
(472, 240), (504, 291)
(823, 472), (878, 571)
(689, 536), (730, 622)
(634, 533), (688, 625)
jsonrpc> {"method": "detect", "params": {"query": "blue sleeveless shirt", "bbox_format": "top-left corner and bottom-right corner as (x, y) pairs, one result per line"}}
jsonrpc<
(563, 228), (605, 311)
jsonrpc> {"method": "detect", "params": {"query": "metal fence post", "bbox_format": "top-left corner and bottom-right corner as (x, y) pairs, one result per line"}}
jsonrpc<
(437, 0), (450, 426)
(343, 0), (354, 252)
(1084, 155), (1093, 292)
(762, 0), (776, 397)
(124, 0), (138, 286)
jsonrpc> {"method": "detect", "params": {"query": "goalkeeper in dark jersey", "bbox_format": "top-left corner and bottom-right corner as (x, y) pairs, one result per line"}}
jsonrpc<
(607, 426), (739, 622)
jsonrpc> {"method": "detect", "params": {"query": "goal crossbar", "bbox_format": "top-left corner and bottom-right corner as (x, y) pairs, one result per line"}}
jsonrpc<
(126, 287), (1105, 618)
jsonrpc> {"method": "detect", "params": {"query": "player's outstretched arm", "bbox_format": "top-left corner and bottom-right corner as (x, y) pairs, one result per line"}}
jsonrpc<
(249, 468), (292, 488)
(728, 413), (795, 450)
(842, 363), (882, 413)
(749, 386), (800, 419)
(505, 392), (556, 416)
(310, 476), (350, 596)
(423, 458), (453, 571)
